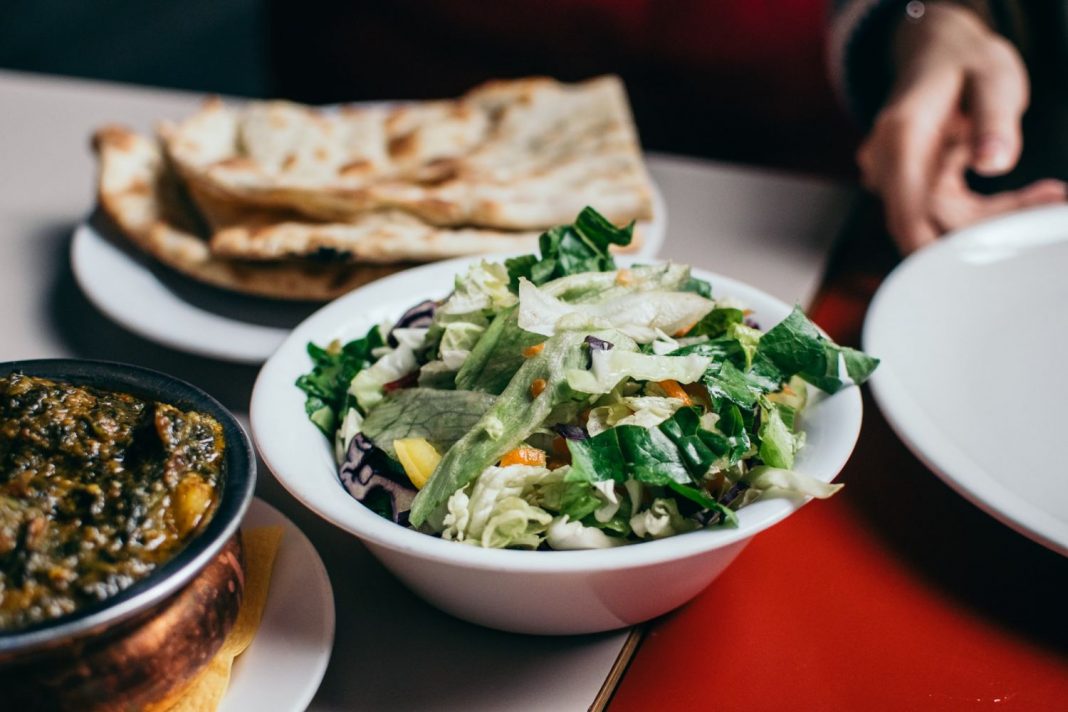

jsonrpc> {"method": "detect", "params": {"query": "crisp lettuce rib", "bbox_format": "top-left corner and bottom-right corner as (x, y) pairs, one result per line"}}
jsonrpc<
(361, 389), (496, 459)
(409, 330), (589, 527)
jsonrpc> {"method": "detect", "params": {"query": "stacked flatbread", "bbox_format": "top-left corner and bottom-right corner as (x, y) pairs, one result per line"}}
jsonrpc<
(93, 75), (654, 300)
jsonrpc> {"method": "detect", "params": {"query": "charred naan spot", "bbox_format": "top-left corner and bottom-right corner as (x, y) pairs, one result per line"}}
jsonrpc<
(416, 158), (459, 186)
(338, 159), (372, 177)
(281, 153), (298, 171)
(415, 198), (463, 223)
(212, 157), (256, 170)
(126, 180), (152, 196)
(388, 132), (417, 159)
(91, 125), (139, 153)
(449, 104), (474, 120)
(314, 147), (329, 161)
(486, 105), (508, 124)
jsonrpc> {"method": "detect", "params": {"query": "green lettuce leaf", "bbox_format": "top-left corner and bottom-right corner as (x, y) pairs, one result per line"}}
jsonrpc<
(680, 276), (713, 299)
(568, 403), (758, 494)
(453, 305), (544, 394)
(457, 264), (694, 394)
(689, 307), (744, 338)
(505, 206), (634, 289)
(296, 325), (385, 435)
(409, 330), (590, 527)
(757, 399), (805, 469)
(361, 388), (496, 459)
(666, 482), (738, 526)
(756, 306), (879, 393)
(567, 349), (710, 395)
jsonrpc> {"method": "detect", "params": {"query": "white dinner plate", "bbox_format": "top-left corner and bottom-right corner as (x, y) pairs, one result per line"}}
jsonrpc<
(219, 497), (335, 712)
(71, 184), (667, 365)
(863, 204), (1068, 556)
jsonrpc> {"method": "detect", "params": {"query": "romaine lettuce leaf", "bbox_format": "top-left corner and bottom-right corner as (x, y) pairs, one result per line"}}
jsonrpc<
(689, 306), (744, 338)
(453, 305), (544, 393)
(567, 421), (692, 487)
(505, 206), (634, 289)
(409, 330), (590, 527)
(757, 399), (805, 469)
(680, 276), (713, 299)
(568, 404), (754, 494)
(756, 306), (879, 393)
(361, 388), (496, 459)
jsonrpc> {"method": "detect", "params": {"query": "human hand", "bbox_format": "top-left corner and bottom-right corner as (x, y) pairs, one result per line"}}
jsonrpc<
(856, 2), (1067, 253)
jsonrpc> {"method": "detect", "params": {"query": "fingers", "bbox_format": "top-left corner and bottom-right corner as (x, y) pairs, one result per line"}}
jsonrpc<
(966, 38), (1030, 176)
(930, 178), (1068, 234)
(859, 74), (962, 253)
(861, 4), (1037, 253)
(976, 179), (1068, 215)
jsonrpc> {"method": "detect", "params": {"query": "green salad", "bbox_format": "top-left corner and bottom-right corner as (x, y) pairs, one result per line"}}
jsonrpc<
(297, 207), (878, 550)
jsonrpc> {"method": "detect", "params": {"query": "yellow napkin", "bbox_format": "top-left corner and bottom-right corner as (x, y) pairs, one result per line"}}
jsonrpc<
(163, 526), (284, 712)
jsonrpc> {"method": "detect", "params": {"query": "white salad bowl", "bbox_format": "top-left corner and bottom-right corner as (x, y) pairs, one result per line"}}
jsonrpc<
(251, 256), (863, 635)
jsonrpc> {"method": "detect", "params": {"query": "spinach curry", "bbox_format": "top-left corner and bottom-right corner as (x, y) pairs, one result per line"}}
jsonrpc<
(0, 373), (223, 630)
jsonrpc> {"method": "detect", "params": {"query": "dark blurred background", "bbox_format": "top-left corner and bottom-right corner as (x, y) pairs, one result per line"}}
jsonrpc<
(0, 0), (269, 95)
(0, 0), (858, 175)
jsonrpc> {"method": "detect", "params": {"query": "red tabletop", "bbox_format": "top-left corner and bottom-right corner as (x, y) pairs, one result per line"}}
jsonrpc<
(610, 210), (1068, 711)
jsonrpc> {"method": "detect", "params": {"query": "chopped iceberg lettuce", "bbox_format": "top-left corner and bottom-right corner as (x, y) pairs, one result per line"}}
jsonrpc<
(441, 260), (518, 316)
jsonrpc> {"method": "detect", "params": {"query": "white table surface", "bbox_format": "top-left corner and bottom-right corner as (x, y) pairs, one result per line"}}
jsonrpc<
(0, 69), (855, 711)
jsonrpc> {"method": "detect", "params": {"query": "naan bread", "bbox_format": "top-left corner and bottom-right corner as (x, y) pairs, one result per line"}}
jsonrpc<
(182, 181), (545, 263)
(92, 126), (409, 300)
(163, 76), (654, 230)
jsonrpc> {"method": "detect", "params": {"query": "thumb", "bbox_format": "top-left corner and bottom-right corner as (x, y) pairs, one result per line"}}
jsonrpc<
(966, 41), (1029, 176)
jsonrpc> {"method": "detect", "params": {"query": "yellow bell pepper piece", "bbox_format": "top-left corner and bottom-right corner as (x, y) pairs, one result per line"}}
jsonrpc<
(393, 438), (442, 490)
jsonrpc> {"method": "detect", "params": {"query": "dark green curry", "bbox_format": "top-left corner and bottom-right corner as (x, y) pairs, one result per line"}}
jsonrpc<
(0, 373), (223, 630)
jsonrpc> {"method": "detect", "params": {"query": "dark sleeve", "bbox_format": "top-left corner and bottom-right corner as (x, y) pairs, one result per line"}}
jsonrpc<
(828, 0), (910, 127)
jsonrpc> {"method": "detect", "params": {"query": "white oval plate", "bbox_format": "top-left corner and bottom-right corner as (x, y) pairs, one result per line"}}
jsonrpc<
(72, 184), (667, 365)
(250, 256), (862, 573)
(220, 497), (335, 712)
(864, 204), (1068, 556)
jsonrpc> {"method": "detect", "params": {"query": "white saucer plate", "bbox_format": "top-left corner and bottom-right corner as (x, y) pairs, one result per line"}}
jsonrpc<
(71, 183), (667, 365)
(219, 498), (335, 711)
(864, 204), (1068, 556)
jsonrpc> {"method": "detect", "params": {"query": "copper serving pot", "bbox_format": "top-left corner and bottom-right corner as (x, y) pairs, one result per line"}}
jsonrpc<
(0, 360), (256, 710)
